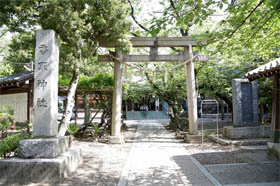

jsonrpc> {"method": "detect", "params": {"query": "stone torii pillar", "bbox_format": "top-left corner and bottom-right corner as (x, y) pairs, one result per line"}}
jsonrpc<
(109, 50), (124, 144)
(184, 45), (198, 135)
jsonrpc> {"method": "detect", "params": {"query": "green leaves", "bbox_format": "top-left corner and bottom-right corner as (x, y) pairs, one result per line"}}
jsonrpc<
(78, 74), (114, 89)
(67, 123), (78, 134)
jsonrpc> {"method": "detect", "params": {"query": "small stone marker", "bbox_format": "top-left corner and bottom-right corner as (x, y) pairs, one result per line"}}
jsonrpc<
(34, 30), (59, 137)
(232, 78), (259, 127)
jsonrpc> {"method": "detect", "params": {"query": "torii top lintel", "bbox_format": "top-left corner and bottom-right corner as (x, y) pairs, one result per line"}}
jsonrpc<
(99, 37), (197, 48)
(98, 37), (207, 63)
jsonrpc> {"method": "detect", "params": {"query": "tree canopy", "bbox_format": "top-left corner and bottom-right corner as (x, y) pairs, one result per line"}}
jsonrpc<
(1, 0), (279, 122)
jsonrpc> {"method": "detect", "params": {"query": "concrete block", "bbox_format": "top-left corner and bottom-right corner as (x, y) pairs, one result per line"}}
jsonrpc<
(184, 134), (203, 144)
(0, 148), (82, 185)
(223, 125), (270, 139)
(18, 136), (69, 158)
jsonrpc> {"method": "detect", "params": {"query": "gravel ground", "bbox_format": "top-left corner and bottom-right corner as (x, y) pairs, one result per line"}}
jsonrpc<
(17, 121), (138, 186)
(189, 143), (269, 165)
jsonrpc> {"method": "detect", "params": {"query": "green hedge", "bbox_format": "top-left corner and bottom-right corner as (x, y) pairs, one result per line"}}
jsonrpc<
(0, 134), (22, 158)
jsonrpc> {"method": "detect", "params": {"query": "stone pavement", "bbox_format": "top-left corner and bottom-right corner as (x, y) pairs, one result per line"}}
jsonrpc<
(119, 120), (280, 186)
(119, 120), (215, 186)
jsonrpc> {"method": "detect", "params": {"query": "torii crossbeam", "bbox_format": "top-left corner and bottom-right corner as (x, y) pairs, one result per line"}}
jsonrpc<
(98, 37), (206, 143)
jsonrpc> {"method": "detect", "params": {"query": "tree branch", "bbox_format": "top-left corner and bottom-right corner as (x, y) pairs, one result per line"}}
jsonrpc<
(219, 0), (266, 49)
(169, 0), (181, 18)
(127, 0), (151, 34)
(169, 0), (188, 36)
(243, 8), (278, 46)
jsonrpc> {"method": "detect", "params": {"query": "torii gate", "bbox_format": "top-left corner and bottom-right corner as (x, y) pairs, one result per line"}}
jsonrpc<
(98, 37), (207, 143)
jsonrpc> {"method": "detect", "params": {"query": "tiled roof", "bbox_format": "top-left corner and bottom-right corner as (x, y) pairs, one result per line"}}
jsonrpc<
(0, 71), (34, 86)
(244, 58), (280, 81)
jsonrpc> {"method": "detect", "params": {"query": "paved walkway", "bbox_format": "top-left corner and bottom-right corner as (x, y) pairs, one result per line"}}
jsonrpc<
(24, 120), (279, 186)
(118, 121), (216, 186)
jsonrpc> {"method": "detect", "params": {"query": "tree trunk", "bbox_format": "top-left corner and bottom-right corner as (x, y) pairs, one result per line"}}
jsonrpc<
(83, 94), (90, 127)
(221, 101), (225, 120)
(58, 70), (80, 136)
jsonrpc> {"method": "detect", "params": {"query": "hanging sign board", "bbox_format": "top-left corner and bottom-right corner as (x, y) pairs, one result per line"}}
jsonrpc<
(201, 100), (219, 115)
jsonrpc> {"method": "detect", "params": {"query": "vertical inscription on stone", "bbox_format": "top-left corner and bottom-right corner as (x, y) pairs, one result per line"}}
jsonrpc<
(34, 30), (59, 137)
(241, 82), (253, 123)
(232, 79), (259, 127)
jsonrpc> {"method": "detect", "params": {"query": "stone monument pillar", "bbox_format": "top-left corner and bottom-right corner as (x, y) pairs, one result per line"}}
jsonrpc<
(0, 30), (82, 185)
(232, 78), (259, 127)
(33, 30), (59, 137)
(109, 50), (124, 144)
(18, 30), (68, 158)
(223, 78), (270, 140)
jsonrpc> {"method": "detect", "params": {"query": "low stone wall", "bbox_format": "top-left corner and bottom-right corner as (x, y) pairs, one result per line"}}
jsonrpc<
(223, 125), (271, 139)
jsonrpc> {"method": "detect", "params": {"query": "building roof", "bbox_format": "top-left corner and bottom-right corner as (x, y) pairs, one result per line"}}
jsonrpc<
(244, 58), (280, 81)
(0, 71), (34, 88)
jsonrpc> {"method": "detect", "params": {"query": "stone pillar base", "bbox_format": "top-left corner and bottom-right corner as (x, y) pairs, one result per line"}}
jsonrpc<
(268, 142), (280, 160)
(0, 148), (82, 185)
(108, 135), (124, 144)
(18, 136), (69, 158)
(184, 134), (203, 144)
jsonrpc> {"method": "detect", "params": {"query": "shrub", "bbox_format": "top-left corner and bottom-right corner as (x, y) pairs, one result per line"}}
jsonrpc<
(0, 106), (32, 158)
(0, 106), (15, 138)
(67, 123), (78, 135)
(0, 134), (22, 158)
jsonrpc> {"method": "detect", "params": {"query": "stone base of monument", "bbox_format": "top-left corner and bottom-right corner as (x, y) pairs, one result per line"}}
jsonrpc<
(0, 148), (82, 185)
(0, 136), (83, 185)
(184, 134), (203, 144)
(18, 136), (69, 158)
(268, 142), (280, 160)
(108, 135), (124, 144)
(223, 125), (271, 139)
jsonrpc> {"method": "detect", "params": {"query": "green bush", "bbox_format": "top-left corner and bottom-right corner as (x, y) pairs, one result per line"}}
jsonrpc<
(0, 134), (22, 158)
(0, 106), (15, 135)
(0, 106), (32, 158)
(78, 74), (114, 89)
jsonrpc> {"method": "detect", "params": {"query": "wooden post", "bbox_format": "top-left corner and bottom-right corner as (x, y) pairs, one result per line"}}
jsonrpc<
(184, 45), (198, 135)
(27, 79), (34, 124)
(271, 73), (280, 143)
